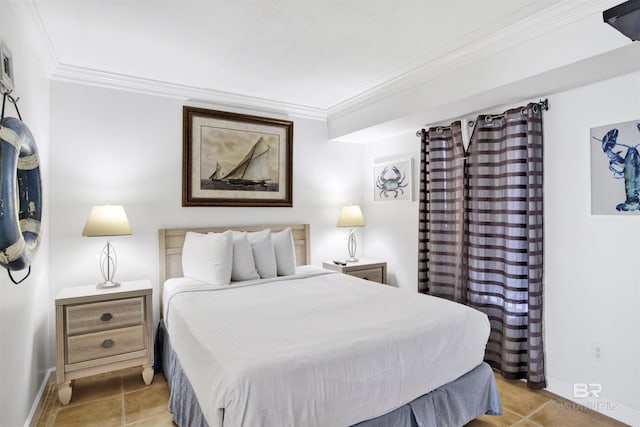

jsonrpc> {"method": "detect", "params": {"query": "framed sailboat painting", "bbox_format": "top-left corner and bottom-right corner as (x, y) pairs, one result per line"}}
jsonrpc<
(182, 106), (294, 207)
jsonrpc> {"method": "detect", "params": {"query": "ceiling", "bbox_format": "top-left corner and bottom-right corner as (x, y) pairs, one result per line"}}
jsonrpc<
(29, 0), (562, 114)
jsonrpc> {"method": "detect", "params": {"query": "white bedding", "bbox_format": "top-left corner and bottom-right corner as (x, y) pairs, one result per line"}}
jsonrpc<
(163, 266), (490, 427)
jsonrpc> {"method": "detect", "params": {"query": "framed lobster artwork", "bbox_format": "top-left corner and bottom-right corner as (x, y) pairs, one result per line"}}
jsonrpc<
(591, 119), (640, 215)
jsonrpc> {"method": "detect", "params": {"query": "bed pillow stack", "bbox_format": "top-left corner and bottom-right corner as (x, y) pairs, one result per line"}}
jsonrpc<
(181, 230), (233, 285)
(181, 227), (297, 285)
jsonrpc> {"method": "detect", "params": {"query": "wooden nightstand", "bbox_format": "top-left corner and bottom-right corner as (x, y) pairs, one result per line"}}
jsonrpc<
(55, 279), (154, 405)
(322, 259), (388, 284)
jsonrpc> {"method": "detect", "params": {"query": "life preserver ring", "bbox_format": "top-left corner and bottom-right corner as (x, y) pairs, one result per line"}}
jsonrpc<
(0, 116), (42, 271)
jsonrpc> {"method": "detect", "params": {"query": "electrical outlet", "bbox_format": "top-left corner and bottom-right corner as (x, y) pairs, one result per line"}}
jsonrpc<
(592, 343), (605, 364)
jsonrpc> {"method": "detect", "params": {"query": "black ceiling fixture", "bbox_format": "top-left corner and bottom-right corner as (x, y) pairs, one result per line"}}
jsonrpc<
(603, 0), (640, 41)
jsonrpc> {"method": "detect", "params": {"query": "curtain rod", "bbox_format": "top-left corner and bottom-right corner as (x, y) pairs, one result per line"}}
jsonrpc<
(415, 98), (549, 138)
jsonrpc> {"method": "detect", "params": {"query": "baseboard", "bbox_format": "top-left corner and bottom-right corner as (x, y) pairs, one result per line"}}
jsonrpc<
(24, 368), (55, 427)
(546, 376), (640, 426)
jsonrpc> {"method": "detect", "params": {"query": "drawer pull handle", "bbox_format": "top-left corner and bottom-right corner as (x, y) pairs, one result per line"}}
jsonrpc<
(101, 339), (114, 348)
(100, 313), (113, 322)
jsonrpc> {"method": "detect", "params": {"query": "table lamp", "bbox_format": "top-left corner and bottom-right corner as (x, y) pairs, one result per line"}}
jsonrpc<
(337, 204), (365, 262)
(82, 204), (132, 288)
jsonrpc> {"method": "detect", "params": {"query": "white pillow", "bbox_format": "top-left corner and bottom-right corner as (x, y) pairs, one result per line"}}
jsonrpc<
(231, 231), (260, 281)
(247, 229), (277, 278)
(272, 227), (296, 276)
(181, 230), (233, 285)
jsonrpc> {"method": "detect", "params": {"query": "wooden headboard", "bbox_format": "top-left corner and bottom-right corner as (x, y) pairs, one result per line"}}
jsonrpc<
(158, 223), (310, 286)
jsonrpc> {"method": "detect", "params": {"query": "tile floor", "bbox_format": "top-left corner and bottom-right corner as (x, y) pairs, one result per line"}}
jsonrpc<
(36, 367), (173, 427)
(36, 368), (628, 427)
(466, 374), (629, 427)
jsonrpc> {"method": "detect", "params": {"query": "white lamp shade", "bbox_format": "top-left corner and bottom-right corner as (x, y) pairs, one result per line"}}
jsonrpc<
(337, 205), (365, 227)
(82, 205), (132, 237)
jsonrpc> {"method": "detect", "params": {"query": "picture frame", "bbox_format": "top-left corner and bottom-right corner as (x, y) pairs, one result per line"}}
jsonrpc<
(0, 42), (14, 92)
(373, 158), (413, 202)
(182, 106), (293, 207)
(590, 118), (640, 215)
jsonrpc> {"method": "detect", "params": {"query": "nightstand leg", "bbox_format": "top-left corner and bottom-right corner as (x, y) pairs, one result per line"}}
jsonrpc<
(142, 365), (154, 385)
(57, 381), (72, 405)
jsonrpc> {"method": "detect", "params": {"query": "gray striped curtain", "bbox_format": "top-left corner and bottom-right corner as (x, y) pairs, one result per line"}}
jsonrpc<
(418, 103), (545, 389)
(418, 122), (467, 300)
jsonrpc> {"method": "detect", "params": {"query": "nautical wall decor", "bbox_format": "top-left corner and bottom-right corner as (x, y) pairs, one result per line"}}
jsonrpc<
(373, 158), (413, 202)
(591, 119), (640, 215)
(0, 93), (43, 283)
(182, 106), (293, 207)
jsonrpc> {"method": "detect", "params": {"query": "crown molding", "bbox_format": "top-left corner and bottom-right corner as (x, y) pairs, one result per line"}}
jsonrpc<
(9, 0), (58, 76)
(51, 64), (328, 120)
(326, 0), (621, 119)
(9, 0), (327, 120)
(10, 0), (620, 122)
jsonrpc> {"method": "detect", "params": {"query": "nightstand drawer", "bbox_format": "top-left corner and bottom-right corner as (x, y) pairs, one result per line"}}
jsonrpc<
(349, 267), (383, 283)
(67, 324), (145, 364)
(66, 297), (144, 335)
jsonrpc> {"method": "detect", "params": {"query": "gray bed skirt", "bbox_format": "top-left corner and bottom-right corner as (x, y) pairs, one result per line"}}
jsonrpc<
(155, 320), (502, 427)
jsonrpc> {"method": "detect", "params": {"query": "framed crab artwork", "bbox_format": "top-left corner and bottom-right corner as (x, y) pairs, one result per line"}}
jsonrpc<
(591, 119), (640, 215)
(373, 158), (413, 202)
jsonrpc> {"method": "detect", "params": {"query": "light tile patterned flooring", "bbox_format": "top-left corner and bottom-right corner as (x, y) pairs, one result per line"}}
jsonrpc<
(36, 368), (628, 427)
(36, 368), (173, 427)
(466, 374), (628, 427)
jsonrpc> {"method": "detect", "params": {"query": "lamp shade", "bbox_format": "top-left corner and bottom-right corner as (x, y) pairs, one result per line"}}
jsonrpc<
(82, 205), (132, 237)
(337, 205), (365, 228)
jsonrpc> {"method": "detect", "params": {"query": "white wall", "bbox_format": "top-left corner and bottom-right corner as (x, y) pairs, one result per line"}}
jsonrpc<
(543, 71), (640, 425)
(48, 81), (364, 367)
(361, 132), (420, 290)
(0, 1), (51, 426)
(362, 71), (640, 424)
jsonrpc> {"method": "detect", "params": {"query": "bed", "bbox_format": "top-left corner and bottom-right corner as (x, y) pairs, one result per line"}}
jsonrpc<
(157, 224), (502, 427)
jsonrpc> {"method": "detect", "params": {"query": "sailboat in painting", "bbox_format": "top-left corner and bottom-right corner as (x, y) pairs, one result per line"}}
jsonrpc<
(209, 137), (272, 188)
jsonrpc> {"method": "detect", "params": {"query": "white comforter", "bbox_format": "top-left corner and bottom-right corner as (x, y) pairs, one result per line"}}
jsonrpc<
(163, 266), (490, 427)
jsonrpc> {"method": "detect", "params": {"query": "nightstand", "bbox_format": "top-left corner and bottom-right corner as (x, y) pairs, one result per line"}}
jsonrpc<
(55, 279), (154, 405)
(322, 259), (388, 284)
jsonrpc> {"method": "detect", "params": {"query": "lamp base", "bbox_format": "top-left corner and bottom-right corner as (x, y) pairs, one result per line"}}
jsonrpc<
(96, 280), (121, 289)
(97, 241), (120, 289)
(346, 228), (359, 263)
